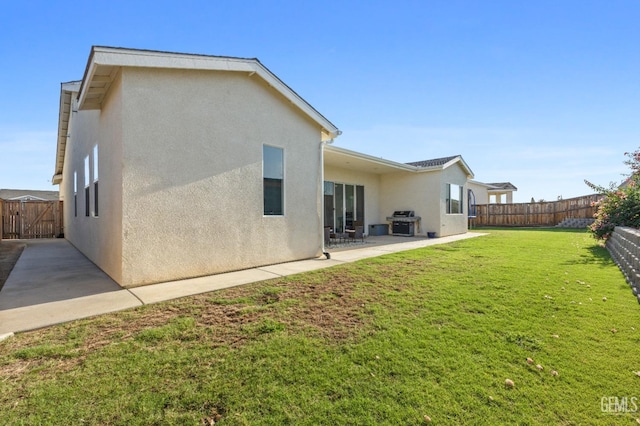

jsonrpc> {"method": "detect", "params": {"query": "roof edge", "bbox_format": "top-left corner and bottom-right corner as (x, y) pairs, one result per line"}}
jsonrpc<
(76, 46), (340, 138)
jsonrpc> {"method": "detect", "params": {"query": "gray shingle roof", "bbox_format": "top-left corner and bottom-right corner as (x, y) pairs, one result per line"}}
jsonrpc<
(0, 189), (60, 201)
(406, 155), (460, 168)
(487, 182), (518, 191)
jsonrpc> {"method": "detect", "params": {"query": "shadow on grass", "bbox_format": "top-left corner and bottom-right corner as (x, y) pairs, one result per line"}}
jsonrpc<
(473, 226), (589, 233)
(561, 244), (616, 269)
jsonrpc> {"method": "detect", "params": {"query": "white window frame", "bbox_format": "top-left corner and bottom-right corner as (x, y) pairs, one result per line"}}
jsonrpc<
(92, 145), (99, 217)
(263, 144), (285, 216)
(84, 155), (90, 217)
(446, 183), (464, 215)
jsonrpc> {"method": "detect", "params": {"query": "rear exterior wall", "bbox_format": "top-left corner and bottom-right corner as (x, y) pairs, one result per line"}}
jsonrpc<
(118, 67), (323, 287)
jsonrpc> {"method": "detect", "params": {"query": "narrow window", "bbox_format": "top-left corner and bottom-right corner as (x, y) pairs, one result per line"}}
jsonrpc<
(446, 183), (464, 214)
(84, 155), (90, 216)
(93, 145), (99, 217)
(73, 171), (78, 217)
(263, 145), (284, 215)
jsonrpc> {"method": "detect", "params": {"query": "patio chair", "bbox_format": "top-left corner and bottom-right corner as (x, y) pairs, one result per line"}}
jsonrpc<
(349, 225), (365, 242)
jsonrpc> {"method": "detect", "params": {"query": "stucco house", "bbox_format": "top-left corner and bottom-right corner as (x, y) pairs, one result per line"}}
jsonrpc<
(0, 189), (59, 201)
(54, 46), (474, 288)
(468, 180), (518, 204)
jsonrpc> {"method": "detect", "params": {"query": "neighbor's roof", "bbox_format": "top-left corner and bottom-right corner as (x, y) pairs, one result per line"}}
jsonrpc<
(486, 182), (518, 191)
(54, 46), (341, 184)
(0, 189), (60, 201)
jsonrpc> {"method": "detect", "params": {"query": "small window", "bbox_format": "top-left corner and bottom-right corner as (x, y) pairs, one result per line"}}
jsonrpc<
(73, 171), (78, 217)
(84, 156), (90, 217)
(446, 183), (464, 214)
(93, 145), (99, 217)
(263, 145), (284, 215)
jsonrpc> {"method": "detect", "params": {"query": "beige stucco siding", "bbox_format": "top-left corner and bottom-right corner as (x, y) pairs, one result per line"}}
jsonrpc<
(468, 181), (490, 205)
(61, 74), (125, 283)
(379, 171), (440, 236)
(438, 164), (469, 236)
(378, 164), (469, 237)
(118, 68), (322, 286)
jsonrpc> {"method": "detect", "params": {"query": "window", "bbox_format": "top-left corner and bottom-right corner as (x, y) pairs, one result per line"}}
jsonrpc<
(84, 156), (90, 216)
(93, 145), (99, 217)
(446, 183), (464, 214)
(73, 171), (78, 217)
(263, 145), (284, 215)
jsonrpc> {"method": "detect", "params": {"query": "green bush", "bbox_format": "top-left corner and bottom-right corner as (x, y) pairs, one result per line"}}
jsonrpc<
(586, 149), (640, 240)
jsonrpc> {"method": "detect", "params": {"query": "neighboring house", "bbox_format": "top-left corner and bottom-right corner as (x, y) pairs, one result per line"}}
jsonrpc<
(0, 189), (59, 201)
(468, 181), (518, 204)
(54, 46), (474, 288)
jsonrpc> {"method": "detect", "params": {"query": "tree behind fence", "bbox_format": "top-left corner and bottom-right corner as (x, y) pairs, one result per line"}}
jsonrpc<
(471, 194), (601, 227)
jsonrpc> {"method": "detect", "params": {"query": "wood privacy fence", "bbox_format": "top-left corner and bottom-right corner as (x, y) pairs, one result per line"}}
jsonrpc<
(1, 200), (64, 239)
(470, 194), (602, 227)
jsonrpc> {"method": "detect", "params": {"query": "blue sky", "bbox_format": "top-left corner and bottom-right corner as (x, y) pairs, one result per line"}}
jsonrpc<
(1, 1), (638, 202)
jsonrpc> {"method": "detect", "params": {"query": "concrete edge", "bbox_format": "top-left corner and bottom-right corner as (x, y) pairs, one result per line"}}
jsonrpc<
(0, 332), (14, 341)
(0, 290), (142, 335)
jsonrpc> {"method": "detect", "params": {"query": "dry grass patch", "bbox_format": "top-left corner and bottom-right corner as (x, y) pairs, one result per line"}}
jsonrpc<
(0, 240), (25, 291)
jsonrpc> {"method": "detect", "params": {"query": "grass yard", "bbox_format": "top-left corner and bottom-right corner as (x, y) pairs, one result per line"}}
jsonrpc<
(1, 229), (639, 425)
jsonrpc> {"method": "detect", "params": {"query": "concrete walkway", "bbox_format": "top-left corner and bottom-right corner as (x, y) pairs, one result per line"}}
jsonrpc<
(0, 233), (485, 336)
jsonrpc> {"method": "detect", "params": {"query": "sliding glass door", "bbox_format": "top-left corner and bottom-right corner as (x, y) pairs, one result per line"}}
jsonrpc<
(324, 181), (364, 233)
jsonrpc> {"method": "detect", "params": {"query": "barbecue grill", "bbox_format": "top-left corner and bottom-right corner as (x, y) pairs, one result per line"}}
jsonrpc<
(386, 210), (421, 236)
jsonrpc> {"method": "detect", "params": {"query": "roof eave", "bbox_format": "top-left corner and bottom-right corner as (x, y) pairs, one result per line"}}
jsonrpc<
(53, 81), (81, 185)
(325, 145), (418, 172)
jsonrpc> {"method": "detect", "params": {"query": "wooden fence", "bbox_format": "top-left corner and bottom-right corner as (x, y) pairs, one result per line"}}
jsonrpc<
(470, 194), (602, 227)
(1, 200), (64, 239)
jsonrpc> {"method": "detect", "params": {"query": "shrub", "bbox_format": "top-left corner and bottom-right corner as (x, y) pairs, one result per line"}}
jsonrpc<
(586, 149), (640, 240)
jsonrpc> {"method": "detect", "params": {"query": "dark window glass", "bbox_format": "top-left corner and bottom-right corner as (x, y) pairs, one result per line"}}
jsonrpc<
(263, 145), (283, 215)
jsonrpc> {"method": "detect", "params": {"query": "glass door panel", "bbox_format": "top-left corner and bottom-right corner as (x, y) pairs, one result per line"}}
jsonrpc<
(345, 184), (355, 230)
(323, 181), (334, 229)
(356, 185), (364, 226)
(335, 183), (344, 233)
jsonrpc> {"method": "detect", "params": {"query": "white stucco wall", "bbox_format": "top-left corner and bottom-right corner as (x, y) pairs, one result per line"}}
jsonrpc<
(323, 165), (382, 234)
(61, 75), (125, 283)
(116, 68), (323, 286)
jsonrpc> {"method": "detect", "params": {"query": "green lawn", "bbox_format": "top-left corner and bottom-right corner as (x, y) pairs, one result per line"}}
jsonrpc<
(1, 229), (639, 425)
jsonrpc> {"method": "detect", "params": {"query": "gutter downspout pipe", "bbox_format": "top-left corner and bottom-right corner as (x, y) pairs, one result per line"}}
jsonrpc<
(320, 138), (334, 259)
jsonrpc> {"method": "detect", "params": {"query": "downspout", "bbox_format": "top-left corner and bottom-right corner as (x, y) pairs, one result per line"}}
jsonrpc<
(320, 138), (333, 259)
